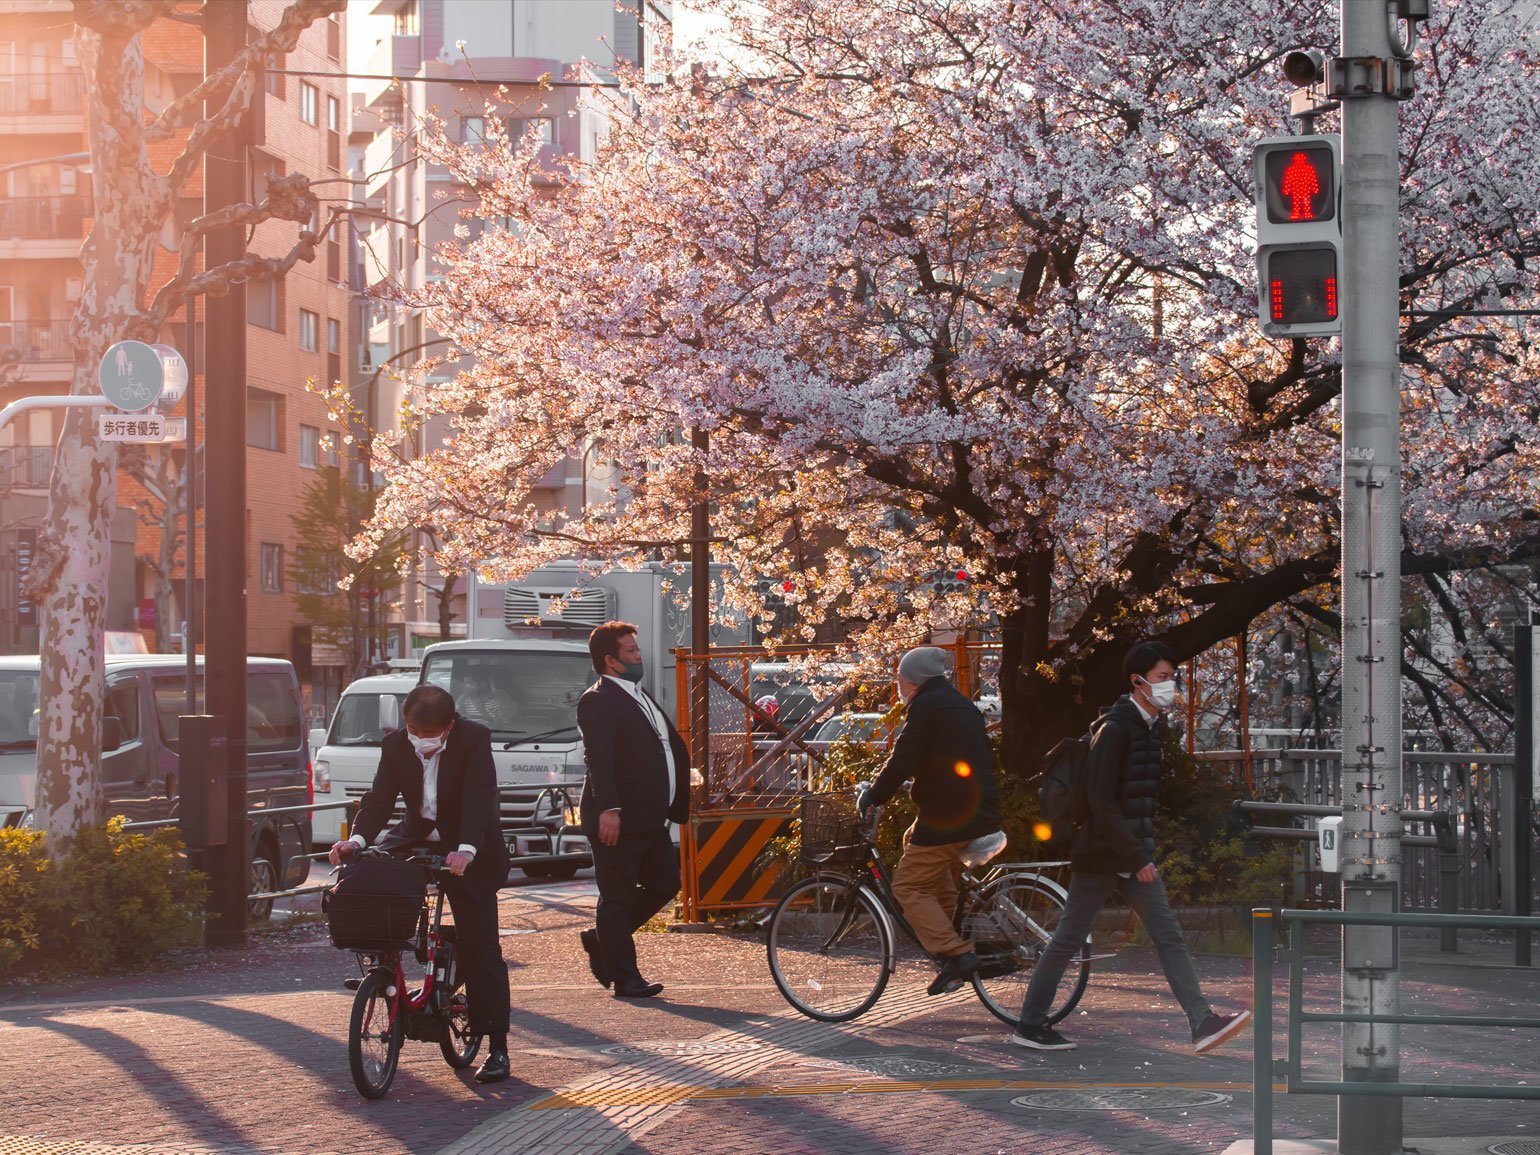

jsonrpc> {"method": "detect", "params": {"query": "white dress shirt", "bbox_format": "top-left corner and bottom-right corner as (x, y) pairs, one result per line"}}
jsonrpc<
(351, 740), (477, 857)
(602, 675), (675, 812)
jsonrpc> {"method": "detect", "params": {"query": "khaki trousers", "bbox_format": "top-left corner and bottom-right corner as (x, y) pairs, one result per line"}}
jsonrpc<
(891, 827), (973, 958)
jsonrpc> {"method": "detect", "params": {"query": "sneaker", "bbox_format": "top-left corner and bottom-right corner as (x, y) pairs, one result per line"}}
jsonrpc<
(1011, 1024), (1076, 1051)
(1192, 1009), (1253, 1054)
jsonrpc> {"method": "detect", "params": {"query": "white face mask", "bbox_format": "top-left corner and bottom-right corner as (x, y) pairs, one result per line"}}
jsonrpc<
(409, 732), (446, 759)
(1140, 678), (1177, 710)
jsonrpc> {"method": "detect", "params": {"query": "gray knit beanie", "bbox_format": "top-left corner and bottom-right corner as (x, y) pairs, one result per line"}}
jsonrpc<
(897, 646), (950, 684)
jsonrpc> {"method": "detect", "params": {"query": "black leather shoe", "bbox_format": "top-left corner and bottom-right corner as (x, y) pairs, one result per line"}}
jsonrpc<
(474, 1050), (510, 1084)
(580, 929), (612, 990)
(613, 979), (664, 999)
(927, 951), (982, 996)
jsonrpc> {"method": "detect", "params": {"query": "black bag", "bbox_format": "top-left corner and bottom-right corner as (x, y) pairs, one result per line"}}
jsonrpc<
(323, 855), (426, 953)
(1036, 722), (1100, 855)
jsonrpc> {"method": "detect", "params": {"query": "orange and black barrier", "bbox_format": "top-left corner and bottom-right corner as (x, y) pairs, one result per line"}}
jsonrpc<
(680, 806), (796, 920)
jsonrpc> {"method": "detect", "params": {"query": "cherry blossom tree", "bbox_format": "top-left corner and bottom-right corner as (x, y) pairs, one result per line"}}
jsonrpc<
(26, 0), (345, 854)
(362, 0), (1540, 778)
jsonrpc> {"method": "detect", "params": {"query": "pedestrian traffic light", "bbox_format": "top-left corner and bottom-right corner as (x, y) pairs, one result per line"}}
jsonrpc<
(1253, 134), (1342, 337)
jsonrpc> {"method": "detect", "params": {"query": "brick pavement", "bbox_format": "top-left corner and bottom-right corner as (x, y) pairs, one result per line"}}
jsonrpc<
(1, 876), (1538, 1155)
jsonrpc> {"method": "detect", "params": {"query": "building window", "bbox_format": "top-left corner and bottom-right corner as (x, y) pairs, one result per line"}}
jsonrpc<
(247, 388), (282, 451)
(246, 277), (282, 331)
(393, 1), (419, 36)
(299, 308), (318, 352)
(462, 115), (486, 146)
(326, 14), (341, 61)
(264, 52), (285, 97)
(505, 117), (554, 146)
(260, 543), (284, 593)
(299, 81), (319, 126)
(326, 438), (340, 468)
(326, 316), (340, 355)
(298, 424), (320, 469)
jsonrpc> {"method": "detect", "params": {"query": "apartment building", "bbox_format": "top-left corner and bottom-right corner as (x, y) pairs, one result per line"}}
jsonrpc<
(0, 0), (352, 720)
(351, 0), (669, 657)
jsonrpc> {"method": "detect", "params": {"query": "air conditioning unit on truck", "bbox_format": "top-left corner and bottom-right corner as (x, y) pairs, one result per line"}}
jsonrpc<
(422, 561), (745, 877)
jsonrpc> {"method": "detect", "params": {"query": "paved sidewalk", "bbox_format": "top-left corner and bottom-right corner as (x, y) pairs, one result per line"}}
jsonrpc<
(2, 876), (1538, 1155)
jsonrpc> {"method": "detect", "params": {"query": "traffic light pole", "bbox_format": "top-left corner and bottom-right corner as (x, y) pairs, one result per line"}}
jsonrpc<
(1337, 1), (1406, 1151)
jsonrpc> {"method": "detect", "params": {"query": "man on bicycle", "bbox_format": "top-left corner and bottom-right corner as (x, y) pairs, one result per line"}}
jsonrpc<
(860, 646), (1003, 995)
(1011, 641), (1251, 1054)
(328, 685), (512, 1083)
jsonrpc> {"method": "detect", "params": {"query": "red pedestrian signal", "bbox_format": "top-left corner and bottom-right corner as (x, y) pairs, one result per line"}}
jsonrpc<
(1253, 134), (1342, 337)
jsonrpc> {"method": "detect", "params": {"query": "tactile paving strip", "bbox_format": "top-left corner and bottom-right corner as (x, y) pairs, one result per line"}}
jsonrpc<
(0, 1141), (282, 1155)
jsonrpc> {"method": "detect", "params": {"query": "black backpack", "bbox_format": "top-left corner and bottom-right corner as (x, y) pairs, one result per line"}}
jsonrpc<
(1036, 719), (1105, 854)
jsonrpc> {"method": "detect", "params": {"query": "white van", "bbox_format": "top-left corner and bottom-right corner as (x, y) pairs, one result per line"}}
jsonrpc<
(308, 674), (416, 847)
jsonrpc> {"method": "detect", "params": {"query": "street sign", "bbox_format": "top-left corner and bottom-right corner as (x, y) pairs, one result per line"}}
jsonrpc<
(97, 340), (164, 412)
(98, 412), (167, 442)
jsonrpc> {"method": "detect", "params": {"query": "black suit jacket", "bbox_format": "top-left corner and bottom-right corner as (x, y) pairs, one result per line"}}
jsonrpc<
(577, 678), (691, 838)
(353, 715), (510, 893)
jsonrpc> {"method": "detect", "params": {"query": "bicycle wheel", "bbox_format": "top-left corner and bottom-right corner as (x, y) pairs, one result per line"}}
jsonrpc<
(348, 968), (404, 1099)
(439, 974), (482, 1070)
(767, 874), (893, 1022)
(961, 872), (1091, 1027)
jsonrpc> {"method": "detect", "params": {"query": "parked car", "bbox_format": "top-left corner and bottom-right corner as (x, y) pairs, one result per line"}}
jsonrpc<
(810, 712), (892, 745)
(308, 673), (417, 847)
(0, 654), (312, 921)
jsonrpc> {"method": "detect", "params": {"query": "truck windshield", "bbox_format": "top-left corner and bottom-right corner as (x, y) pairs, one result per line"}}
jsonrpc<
(0, 672), (41, 749)
(328, 692), (408, 746)
(422, 651), (596, 742)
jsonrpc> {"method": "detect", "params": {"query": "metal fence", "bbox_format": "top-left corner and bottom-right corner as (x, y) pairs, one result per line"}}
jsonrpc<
(1252, 907), (1540, 1154)
(1199, 748), (1521, 914)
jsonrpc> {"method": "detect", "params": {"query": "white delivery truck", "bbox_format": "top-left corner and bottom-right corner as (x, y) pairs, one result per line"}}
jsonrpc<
(420, 561), (746, 876)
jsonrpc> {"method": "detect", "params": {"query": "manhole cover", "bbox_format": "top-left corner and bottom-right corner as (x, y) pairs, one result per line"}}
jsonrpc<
(1012, 1088), (1231, 1112)
(1489, 1142), (1540, 1155)
(600, 1039), (764, 1058)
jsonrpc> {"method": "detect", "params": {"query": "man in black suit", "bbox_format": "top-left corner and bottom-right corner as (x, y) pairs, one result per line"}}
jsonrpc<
(577, 621), (691, 999)
(328, 684), (512, 1083)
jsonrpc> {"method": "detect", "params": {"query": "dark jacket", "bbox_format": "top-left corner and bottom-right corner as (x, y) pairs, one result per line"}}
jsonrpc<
(1070, 695), (1165, 874)
(868, 677), (1000, 846)
(577, 677), (691, 838)
(353, 715), (510, 894)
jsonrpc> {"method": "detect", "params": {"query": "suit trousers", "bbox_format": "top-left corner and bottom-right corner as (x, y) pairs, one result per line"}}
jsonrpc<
(592, 825), (680, 985)
(1017, 871), (1211, 1032)
(891, 829), (973, 958)
(442, 875), (510, 1039)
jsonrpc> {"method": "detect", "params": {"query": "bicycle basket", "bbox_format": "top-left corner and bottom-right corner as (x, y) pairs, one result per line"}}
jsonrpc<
(798, 792), (867, 866)
(322, 856), (426, 952)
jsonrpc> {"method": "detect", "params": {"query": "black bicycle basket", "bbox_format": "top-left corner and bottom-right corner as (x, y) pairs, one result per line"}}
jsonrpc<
(323, 856), (427, 952)
(798, 792), (867, 866)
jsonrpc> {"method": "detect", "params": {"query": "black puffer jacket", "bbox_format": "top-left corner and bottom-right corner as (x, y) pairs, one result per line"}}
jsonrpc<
(867, 677), (1000, 845)
(1069, 695), (1165, 874)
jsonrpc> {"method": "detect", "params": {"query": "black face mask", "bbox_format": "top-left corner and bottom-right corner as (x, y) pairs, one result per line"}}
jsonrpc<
(617, 659), (644, 684)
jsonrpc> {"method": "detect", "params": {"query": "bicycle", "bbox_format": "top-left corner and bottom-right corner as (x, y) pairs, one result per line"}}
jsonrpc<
(325, 848), (481, 1099)
(765, 790), (1094, 1024)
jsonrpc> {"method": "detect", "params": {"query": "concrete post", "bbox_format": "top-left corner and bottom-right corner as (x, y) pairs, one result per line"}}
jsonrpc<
(1337, 2), (1406, 1150)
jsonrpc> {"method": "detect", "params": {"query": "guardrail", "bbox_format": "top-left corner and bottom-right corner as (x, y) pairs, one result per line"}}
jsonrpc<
(1252, 906), (1540, 1155)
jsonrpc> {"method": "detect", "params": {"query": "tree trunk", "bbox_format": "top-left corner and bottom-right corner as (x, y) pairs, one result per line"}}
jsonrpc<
(31, 26), (160, 856)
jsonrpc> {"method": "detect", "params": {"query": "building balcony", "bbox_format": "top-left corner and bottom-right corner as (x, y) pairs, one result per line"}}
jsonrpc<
(0, 446), (52, 491)
(0, 320), (73, 363)
(0, 71), (85, 128)
(0, 195), (89, 239)
(361, 34), (423, 108)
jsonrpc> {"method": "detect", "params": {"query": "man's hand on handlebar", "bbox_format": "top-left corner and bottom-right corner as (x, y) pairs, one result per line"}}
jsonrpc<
(855, 782), (875, 819)
(444, 850), (474, 876)
(327, 839), (357, 866)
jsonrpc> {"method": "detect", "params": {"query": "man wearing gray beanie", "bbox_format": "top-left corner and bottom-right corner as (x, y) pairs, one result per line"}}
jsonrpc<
(862, 645), (1003, 995)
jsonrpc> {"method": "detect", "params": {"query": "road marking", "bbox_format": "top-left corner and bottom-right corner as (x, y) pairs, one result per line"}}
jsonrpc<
(529, 1079), (1276, 1109)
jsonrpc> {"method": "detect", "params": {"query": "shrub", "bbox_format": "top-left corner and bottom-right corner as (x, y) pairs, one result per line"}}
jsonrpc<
(0, 827), (50, 982)
(1, 817), (206, 981)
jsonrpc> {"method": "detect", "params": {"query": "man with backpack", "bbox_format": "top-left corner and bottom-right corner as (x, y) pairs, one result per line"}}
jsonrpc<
(1013, 641), (1252, 1054)
(860, 646), (1004, 996)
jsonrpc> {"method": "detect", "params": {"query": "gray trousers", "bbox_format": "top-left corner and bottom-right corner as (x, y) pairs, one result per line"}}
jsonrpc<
(1018, 871), (1211, 1032)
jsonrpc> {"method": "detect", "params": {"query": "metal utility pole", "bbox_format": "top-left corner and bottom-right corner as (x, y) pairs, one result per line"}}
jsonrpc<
(690, 427), (710, 793)
(1337, 1), (1414, 1149)
(184, 292), (198, 716)
(203, 0), (250, 949)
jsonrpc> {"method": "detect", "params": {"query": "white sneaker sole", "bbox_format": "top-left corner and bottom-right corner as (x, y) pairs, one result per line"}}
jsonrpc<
(1011, 1033), (1076, 1051)
(1193, 1009), (1253, 1054)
